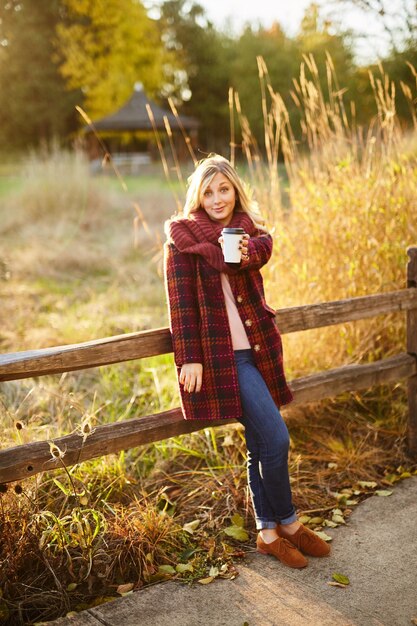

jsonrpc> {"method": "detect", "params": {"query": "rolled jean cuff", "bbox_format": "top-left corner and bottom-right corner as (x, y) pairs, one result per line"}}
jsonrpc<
(279, 511), (298, 525)
(256, 510), (298, 530)
(256, 520), (277, 530)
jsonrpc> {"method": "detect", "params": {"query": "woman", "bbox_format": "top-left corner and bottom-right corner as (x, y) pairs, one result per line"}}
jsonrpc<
(164, 154), (330, 568)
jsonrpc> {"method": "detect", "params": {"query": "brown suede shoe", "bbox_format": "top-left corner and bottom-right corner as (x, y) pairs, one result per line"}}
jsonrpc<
(256, 534), (308, 568)
(277, 524), (331, 557)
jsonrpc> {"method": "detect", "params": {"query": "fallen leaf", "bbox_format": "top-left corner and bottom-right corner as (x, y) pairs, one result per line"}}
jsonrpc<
(198, 576), (214, 584)
(332, 573), (350, 585)
(231, 513), (245, 528)
(328, 462), (338, 469)
(67, 583), (77, 592)
(314, 531), (332, 542)
(116, 583), (134, 595)
(357, 481), (377, 489)
(298, 515), (311, 524)
(183, 520), (200, 534)
(332, 514), (346, 525)
(176, 563), (193, 574)
(332, 508), (344, 516)
(400, 471), (411, 479)
(328, 581), (348, 588)
(209, 566), (220, 578)
(324, 520), (338, 528)
(158, 565), (176, 575)
(375, 490), (393, 497)
(224, 526), (249, 541)
(308, 516), (324, 525)
(384, 473), (400, 484)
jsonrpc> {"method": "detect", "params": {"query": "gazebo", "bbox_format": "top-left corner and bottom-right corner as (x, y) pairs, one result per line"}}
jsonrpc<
(84, 84), (199, 169)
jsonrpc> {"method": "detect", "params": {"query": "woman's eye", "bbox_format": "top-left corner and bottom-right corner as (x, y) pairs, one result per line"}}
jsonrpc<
(204, 190), (212, 197)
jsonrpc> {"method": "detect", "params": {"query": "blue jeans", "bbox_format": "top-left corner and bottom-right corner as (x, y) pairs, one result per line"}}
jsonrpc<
(234, 349), (297, 530)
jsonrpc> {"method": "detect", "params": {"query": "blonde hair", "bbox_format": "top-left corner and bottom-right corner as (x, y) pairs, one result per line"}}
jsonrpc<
(182, 154), (267, 232)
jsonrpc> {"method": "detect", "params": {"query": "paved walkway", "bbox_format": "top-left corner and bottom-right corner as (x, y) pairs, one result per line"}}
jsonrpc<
(52, 477), (417, 626)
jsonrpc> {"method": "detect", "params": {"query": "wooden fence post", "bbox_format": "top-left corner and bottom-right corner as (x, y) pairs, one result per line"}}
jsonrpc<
(407, 246), (417, 457)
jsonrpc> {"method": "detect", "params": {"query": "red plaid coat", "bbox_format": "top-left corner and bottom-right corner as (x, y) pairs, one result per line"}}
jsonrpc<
(164, 209), (293, 421)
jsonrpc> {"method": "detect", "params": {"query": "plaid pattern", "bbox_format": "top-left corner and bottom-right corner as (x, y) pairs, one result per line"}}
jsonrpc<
(163, 212), (294, 421)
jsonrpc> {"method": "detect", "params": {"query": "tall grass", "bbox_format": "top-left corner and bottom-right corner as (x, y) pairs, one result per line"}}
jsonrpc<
(231, 56), (417, 377)
(0, 57), (417, 623)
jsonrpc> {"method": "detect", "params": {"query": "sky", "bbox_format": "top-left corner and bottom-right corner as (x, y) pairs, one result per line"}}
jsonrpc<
(198, 0), (390, 63)
(147, 0), (411, 65)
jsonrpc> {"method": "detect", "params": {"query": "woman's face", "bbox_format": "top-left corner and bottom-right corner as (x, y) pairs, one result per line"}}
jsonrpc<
(200, 172), (236, 226)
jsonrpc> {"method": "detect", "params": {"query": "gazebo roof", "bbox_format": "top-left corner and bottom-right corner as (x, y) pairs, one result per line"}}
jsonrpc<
(86, 85), (199, 132)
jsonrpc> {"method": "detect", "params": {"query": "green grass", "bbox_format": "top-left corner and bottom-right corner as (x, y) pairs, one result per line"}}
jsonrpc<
(0, 176), (22, 196)
(99, 167), (185, 194)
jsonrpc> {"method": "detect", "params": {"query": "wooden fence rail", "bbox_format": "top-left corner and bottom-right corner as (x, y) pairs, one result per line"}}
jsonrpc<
(0, 247), (416, 484)
(1, 289), (417, 382)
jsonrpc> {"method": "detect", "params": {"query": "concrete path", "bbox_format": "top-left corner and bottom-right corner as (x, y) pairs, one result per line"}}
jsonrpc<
(52, 477), (417, 626)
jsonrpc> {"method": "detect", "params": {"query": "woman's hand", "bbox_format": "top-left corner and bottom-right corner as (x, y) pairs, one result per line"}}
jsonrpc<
(218, 233), (250, 260)
(179, 363), (203, 393)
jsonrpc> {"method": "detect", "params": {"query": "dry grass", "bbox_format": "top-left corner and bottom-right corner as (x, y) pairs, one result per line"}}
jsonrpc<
(1, 56), (417, 623)
(233, 57), (417, 378)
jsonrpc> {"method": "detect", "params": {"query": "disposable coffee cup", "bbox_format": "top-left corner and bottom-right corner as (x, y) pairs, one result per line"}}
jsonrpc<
(221, 227), (246, 263)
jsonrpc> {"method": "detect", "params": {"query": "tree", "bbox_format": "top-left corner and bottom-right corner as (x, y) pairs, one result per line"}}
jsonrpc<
(331, 0), (416, 56)
(331, 0), (417, 126)
(230, 23), (300, 146)
(57, 0), (168, 118)
(159, 0), (234, 153)
(291, 4), (358, 130)
(0, 0), (79, 150)
(296, 3), (356, 82)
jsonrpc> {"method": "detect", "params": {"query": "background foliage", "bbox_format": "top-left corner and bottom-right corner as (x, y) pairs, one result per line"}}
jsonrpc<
(0, 0), (416, 151)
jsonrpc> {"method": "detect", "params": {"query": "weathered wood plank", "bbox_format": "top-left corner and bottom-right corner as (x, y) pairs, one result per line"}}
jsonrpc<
(1, 289), (416, 382)
(276, 288), (417, 334)
(1, 352), (415, 484)
(406, 248), (417, 355)
(290, 352), (416, 405)
(408, 375), (417, 458)
(406, 247), (417, 457)
(0, 328), (173, 381)
(0, 409), (225, 484)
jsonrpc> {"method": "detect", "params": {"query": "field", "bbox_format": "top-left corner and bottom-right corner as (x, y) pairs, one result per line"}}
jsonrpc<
(1, 61), (417, 624)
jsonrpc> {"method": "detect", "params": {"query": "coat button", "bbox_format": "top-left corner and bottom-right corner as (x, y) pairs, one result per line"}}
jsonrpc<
(236, 295), (243, 303)
(254, 344), (261, 352)
(245, 319), (252, 327)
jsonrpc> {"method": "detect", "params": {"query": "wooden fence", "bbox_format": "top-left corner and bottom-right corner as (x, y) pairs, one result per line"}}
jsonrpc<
(0, 247), (416, 484)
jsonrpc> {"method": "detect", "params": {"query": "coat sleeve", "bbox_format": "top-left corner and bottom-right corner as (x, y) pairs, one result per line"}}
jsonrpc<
(164, 243), (203, 366)
(240, 232), (273, 271)
(222, 232), (273, 276)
